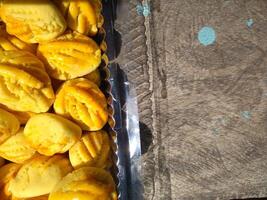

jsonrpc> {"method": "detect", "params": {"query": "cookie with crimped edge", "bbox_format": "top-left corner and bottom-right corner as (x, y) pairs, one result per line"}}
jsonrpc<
(0, 50), (55, 113)
(54, 78), (108, 131)
(0, 0), (66, 43)
(69, 130), (111, 169)
(37, 32), (101, 80)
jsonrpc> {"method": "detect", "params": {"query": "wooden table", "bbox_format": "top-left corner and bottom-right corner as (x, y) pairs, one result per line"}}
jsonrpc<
(115, 0), (267, 199)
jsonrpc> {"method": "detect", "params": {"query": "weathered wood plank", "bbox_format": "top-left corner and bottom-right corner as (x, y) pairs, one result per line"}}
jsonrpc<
(117, 0), (267, 199)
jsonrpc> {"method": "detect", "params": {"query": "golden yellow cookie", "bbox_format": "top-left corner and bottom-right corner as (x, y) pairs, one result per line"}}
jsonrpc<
(0, 0), (66, 43)
(9, 155), (73, 198)
(0, 107), (20, 144)
(54, 78), (108, 131)
(0, 163), (21, 200)
(69, 130), (111, 169)
(0, 50), (55, 113)
(37, 32), (101, 80)
(0, 128), (36, 163)
(0, 24), (37, 53)
(49, 167), (117, 200)
(54, 0), (103, 36)
(84, 69), (101, 86)
(24, 113), (82, 156)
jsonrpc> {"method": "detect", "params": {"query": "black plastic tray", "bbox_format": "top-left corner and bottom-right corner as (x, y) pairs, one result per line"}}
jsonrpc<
(102, 1), (143, 200)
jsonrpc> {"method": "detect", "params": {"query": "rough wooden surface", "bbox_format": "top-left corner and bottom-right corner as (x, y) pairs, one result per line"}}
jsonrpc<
(116, 0), (267, 199)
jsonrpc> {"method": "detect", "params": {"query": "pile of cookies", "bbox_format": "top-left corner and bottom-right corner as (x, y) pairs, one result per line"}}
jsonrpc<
(0, 0), (117, 199)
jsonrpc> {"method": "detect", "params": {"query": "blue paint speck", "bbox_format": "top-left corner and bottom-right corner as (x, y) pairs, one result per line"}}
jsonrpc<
(241, 111), (251, 120)
(198, 26), (216, 46)
(136, 3), (150, 17)
(136, 4), (144, 16)
(246, 18), (254, 28)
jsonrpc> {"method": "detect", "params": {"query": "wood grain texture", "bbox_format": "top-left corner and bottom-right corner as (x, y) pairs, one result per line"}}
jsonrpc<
(116, 0), (267, 199)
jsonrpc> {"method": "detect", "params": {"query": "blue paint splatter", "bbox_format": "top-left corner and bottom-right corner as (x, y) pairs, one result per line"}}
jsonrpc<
(136, 4), (144, 16)
(198, 26), (216, 46)
(241, 111), (251, 120)
(136, 3), (151, 17)
(246, 18), (254, 28)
